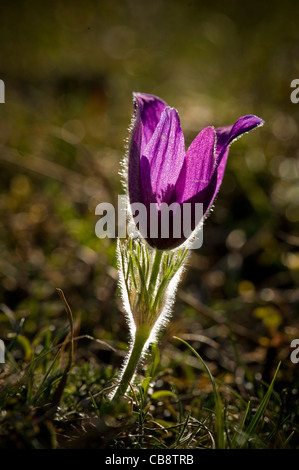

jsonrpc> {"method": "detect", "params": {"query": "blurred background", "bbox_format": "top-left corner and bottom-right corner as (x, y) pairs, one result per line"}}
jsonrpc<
(0, 0), (299, 406)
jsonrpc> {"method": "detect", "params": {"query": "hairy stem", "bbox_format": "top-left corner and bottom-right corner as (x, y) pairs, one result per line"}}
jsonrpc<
(111, 325), (151, 398)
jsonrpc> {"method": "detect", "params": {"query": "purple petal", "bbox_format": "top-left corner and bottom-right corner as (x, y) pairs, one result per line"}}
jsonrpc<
(174, 126), (216, 204)
(216, 114), (264, 158)
(140, 107), (185, 206)
(213, 114), (264, 200)
(128, 97), (142, 205)
(172, 116), (264, 236)
(133, 92), (168, 155)
(128, 93), (167, 205)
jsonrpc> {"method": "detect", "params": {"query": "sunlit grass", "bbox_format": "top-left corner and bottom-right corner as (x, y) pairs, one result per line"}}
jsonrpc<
(0, 296), (297, 449)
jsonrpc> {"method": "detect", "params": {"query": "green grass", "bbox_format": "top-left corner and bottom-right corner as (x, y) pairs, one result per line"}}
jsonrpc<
(0, 296), (297, 449)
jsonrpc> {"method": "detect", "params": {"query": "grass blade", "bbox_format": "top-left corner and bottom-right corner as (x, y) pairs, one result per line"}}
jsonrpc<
(240, 362), (281, 448)
(173, 336), (225, 449)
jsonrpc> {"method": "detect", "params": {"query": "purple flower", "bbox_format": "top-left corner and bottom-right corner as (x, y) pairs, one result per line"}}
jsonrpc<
(128, 92), (264, 250)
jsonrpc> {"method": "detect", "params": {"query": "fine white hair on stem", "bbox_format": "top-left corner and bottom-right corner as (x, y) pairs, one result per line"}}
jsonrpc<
(109, 260), (186, 400)
(145, 262), (186, 348)
(116, 238), (136, 338)
(108, 337), (135, 401)
(110, 239), (189, 400)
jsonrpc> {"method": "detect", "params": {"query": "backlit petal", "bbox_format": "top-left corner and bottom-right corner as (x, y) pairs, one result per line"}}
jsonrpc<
(174, 126), (216, 204)
(140, 107), (185, 206)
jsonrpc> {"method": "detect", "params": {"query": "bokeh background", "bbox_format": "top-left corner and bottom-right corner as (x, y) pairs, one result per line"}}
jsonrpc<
(0, 0), (299, 448)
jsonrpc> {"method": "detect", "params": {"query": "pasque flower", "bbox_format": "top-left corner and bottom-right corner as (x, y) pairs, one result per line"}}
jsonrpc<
(109, 93), (264, 400)
(128, 93), (264, 249)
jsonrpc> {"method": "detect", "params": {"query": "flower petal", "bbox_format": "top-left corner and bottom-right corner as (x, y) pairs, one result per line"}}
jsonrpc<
(216, 115), (264, 158)
(133, 92), (168, 154)
(128, 93), (168, 205)
(213, 114), (264, 200)
(140, 107), (185, 206)
(128, 96), (142, 205)
(174, 126), (216, 204)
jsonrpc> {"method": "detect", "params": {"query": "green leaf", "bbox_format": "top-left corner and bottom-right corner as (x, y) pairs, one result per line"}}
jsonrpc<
(148, 342), (160, 378)
(151, 390), (176, 400)
(141, 376), (152, 394)
(15, 334), (32, 361)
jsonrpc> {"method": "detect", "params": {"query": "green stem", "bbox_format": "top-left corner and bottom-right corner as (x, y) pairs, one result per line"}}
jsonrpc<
(111, 250), (164, 399)
(113, 326), (151, 397)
